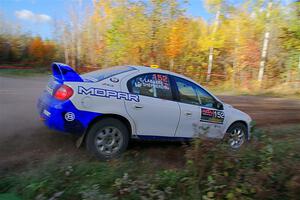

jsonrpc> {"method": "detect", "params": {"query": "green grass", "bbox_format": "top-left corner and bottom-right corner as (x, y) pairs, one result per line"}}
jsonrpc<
(0, 68), (50, 77)
(1, 125), (300, 200)
(209, 86), (300, 99)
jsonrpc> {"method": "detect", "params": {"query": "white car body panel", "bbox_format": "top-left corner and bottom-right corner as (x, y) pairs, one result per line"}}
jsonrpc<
(121, 71), (181, 137)
(175, 102), (200, 138)
(65, 66), (251, 140)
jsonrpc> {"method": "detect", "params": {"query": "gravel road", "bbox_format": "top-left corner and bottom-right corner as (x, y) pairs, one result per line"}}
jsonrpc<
(1, 76), (300, 170)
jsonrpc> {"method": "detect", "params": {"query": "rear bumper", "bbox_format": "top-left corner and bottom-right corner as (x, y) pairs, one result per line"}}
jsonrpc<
(37, 92), (101, 135)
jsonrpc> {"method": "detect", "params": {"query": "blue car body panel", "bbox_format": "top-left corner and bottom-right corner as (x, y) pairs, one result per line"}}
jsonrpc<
(37, 85), (101, 136)
(37, 63), (103, 135)
(52, 63), (84, 83)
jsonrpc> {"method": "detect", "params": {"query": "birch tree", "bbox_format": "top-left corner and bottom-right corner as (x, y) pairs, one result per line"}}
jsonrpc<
(257, 1), (273, 84)
(204, 0), (224, 82)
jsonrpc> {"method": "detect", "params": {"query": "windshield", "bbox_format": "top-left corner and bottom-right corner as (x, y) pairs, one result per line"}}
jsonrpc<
(81, 66), (136, 82)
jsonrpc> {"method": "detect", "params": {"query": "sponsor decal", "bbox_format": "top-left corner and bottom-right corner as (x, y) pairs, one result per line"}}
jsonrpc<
(110, 77), (119, 83)
(65, 112), (75, 121)
(43, 109), (51, 117)
(201, 108), (224, 124)
(46, 85), (53, 95)
(102, 82), (114, 87)
(46, 80), (57, 95)
(78, 86), (140, 102)
(135, 74), (170, 90)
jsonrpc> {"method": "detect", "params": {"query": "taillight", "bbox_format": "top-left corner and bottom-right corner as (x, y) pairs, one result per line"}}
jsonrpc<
(54, 85), (74, 100)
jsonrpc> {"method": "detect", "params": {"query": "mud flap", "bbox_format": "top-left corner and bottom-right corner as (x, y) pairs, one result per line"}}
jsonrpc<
(75, 133), (85, 148)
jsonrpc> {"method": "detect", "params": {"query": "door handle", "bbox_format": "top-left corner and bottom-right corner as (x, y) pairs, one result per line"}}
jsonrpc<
(185, 111), (192, 116)
(134, 105), (143, 109)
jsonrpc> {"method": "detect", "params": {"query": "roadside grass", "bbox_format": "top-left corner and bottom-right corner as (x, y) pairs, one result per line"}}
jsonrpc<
(236, 91), (300, 99)
(206, 81), (300, 99)
(211, 88), (300, 100)
(0, 125), (300, 200)
(0, 68), (50, 77)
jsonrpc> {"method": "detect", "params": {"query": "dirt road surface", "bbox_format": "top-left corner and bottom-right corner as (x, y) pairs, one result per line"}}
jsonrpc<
(1, 76), (300, 171)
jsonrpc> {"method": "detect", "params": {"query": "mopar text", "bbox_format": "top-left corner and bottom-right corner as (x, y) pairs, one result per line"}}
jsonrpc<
(78, 86), (140, 102)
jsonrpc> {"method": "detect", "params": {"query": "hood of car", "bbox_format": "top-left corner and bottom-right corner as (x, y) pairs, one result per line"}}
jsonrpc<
(224, 103), (252, 123)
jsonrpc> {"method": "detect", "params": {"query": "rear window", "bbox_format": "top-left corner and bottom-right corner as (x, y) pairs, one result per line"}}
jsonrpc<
(81, 66), (136, 82)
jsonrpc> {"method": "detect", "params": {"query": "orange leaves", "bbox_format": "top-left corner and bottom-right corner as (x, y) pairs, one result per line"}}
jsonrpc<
(28, 37), (56, 63)
(165, 18), (187, 59)
(28, 37), (44, 61)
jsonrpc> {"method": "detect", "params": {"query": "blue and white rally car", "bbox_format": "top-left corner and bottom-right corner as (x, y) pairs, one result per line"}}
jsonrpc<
(38, 63), (252, 160)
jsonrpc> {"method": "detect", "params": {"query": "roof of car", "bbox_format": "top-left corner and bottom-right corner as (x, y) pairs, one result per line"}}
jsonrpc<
(83, 65), (196, 85)
(130, 66), (221, 101)
(83, 65), (221, 102)
(131, 65), (170, 72)
(130, 66), (188, 79)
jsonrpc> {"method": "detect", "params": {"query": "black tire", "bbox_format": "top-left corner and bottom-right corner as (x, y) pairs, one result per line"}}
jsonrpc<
(86, 118), (129, 160)
(225, 122), (247, 149)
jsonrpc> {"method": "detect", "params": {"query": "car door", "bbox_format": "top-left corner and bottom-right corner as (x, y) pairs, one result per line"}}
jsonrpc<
(172, 77), (202, 138)
(124, 73), (180, 138)
(194, 85), (226, 139)
(173, 76), (226, 139)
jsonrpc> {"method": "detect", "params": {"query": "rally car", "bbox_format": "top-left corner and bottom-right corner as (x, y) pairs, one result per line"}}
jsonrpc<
(38, 63), (252, 160)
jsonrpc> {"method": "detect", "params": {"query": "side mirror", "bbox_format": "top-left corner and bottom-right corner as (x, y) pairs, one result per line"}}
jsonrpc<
(215, 101), (223, 110)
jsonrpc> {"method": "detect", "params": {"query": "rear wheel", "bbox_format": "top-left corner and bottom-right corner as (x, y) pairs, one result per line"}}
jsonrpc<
(86, 118), (129, 160)
(226, 122), (247, 149)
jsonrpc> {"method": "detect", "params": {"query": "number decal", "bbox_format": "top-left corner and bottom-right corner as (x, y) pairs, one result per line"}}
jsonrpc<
(201, 108), (225, 124)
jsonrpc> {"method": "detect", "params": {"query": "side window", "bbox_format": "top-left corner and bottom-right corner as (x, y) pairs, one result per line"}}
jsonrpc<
(152, 74), (173, 100)
(174, 77), (199, 105)
(195, 86), (216, 108)
(128, 74), (154, 97)
(128, 73), (173, 100)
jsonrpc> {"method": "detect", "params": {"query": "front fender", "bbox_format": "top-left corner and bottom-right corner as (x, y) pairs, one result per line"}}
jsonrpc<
(223, 105), (252, 140)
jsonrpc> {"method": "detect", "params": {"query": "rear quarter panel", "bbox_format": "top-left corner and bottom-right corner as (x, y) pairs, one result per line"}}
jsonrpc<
(65, 72), (137, 135)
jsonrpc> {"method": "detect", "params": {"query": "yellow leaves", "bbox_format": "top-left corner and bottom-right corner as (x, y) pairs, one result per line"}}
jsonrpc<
(165, 18), (187, 59)
(204, 0), (224, 12)
(93, 0), (113, 20)
(92, 0), (113, 32)
(197, 20), (225, 52)
(186, 65), (194, 72)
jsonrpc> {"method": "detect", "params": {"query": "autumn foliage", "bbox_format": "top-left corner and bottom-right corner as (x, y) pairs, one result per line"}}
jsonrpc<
(0, 34), (59, 66)
(1, 0), (300, 91)
(28, 37), (56, 64)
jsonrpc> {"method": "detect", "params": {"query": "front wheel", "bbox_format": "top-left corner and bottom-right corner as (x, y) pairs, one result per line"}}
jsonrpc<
(226, 122), (247, 149)
(86, 118), (129, 160)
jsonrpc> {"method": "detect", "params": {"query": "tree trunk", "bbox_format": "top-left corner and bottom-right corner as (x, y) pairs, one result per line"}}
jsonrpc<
(206, 10), (220, 82)
(207, 47), (214, 82)
(62, 28), (69, 65)
(298, 55), (300, 88)
(257, 31), (270, 82)
(75, 20), (81, 68)
(70, 30), (76, 69)
(64, 46), (69, 65)
(232, 53), (237, 88)
(232, 24), (240, 88)
(169, 58), (174, 72)
(258, 1), (273, 84)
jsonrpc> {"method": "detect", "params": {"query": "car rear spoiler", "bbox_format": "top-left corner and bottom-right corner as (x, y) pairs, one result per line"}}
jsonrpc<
(52, 62), (83, 83)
